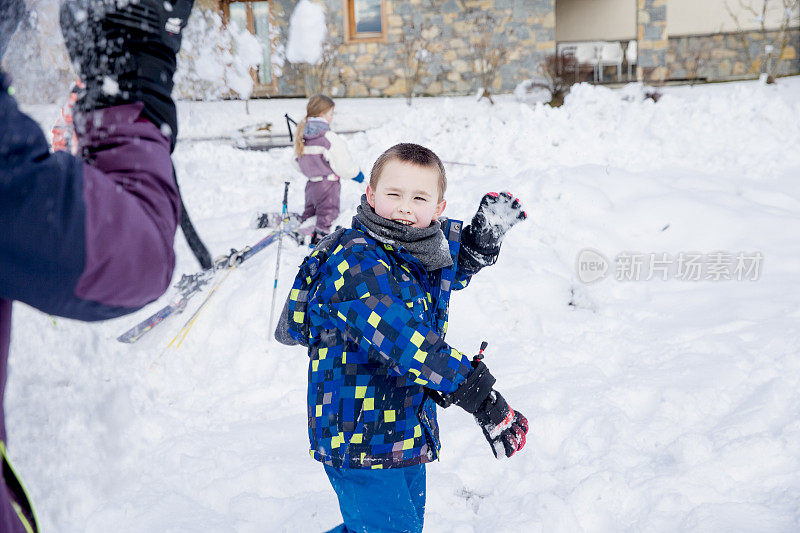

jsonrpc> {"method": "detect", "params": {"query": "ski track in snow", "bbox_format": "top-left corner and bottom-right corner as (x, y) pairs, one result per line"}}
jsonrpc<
(11, 78), (800, 532)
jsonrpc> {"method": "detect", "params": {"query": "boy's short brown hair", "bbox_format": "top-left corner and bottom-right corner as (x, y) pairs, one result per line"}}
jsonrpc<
(369, 143), (447, 201)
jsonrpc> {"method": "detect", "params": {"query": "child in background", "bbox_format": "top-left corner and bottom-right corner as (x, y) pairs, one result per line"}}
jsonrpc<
(277, 143), (529, 532)
(292, 94), (364, 245)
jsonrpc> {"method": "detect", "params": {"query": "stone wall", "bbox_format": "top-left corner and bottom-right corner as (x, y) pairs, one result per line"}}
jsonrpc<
(220, 0), (798, 97)
(272, 0), (555, 98)
(667, 27), (800, 81)
(637, 0), (669, 81)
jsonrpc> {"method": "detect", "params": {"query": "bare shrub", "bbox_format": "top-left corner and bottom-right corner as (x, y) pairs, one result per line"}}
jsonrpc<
(639, 66), (664, 101)
(304, 11), (343, 96)
(398, 21), (437, 105)
(686, 39), (713, 85)
(644, 89), (662, 102)
(525, 54), (577, 107)
(725, 0), (800, 82)
(465, 10), (512, 104)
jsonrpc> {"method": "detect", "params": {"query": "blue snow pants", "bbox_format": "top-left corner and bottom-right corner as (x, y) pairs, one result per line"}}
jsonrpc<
(323, 464), (426, 533)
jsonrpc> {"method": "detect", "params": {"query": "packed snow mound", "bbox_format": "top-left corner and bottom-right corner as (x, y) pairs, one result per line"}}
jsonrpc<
(174, 10), (263, 100)
(513, 78), (551, 104)
(556, 80), (800, 179)
(11, 77), (800, 531)
(285, 0), (327, 64)
(331, 80), (800, 194)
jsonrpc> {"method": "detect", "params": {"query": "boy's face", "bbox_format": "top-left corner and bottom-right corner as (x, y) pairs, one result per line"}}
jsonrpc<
(366, 160), (446, 229)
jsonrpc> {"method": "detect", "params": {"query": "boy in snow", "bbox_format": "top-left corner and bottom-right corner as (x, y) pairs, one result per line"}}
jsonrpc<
(1, 1), (192, 530)
(291, 95), (365, 245)
(277, 143), (529, 532)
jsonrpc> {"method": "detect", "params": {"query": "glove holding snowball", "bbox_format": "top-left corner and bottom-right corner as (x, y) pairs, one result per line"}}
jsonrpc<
(60, 0), (194, 150)
(460, 191), (527, 275)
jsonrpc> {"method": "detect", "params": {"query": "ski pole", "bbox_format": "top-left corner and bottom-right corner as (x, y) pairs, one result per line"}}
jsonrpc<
(163, 262), (236, 351)
(285, 113), (297, 141)
(268, 181), (291, 340)
(174, 163), (213, 269)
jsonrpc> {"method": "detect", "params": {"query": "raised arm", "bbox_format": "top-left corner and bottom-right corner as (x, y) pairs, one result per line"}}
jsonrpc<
(0, 0), (195, 320)
(0, 79), (179, 320)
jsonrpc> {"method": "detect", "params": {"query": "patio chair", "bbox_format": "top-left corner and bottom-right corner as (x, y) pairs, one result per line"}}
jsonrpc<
(558, 43), (577, 75)
(599, 41), (623, 82)
(574, 42), (600, 82)
(626, 40), (637, 80)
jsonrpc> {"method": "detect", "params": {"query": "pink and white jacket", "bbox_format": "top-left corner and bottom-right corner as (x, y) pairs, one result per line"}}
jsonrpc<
(292, 117), (360, 182)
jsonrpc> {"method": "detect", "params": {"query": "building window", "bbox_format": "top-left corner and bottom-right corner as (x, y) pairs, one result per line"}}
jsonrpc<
(345, 0), (385, 41)
(222, 0), (275, 89)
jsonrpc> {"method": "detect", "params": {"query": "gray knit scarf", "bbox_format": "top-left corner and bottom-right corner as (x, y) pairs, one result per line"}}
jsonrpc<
(355, 195), (453, 271)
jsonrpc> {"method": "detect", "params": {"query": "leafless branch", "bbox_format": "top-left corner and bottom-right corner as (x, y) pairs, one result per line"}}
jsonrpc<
(725, 0), (756, 70)
(526, 54), (575, 107)
(465, 10), (512, 103)
(304, 10), (343, 96)
(724, 0), (799, 80)
(398, 21), (437, 105)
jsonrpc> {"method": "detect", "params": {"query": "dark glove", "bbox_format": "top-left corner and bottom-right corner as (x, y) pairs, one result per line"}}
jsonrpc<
(352, 171), (365, 183)
(473, 389), (528, 459)
(460, 192), (527, 275)
(445, 358), (529, 459)
(60, 0), (194, 150)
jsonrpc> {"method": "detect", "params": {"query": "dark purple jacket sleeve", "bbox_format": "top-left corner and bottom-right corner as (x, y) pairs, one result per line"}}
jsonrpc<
(0, 75), (180, 320)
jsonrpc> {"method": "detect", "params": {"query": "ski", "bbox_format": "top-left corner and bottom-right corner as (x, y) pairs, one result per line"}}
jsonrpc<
(117, 219), (299, 344)
(252, 210), (324, 244)
(252, 211), (301, 229)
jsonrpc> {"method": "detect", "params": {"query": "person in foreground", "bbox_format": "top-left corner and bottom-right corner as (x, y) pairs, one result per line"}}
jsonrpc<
(276, 143), (529, 532)
(0, 0), (193, 530)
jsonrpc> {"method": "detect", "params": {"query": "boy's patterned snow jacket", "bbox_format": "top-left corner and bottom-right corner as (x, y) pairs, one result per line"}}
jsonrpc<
(284, 217), (476, 469)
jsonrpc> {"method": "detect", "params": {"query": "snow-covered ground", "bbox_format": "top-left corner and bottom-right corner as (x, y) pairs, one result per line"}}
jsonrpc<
(12, 77), (800, 532)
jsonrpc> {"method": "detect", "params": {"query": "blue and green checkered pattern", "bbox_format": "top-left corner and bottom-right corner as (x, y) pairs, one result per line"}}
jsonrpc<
(287, 219), (475, 469)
